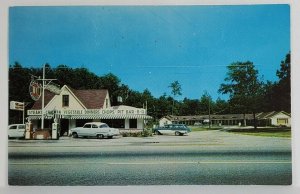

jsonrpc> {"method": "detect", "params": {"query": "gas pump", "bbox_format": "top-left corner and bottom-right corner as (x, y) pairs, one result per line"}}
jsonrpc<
(25, 119), (33, 139)
(52, 117), (60, 140)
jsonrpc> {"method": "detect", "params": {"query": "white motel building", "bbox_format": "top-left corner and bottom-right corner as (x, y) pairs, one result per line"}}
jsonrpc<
(27, 85), (152, 136)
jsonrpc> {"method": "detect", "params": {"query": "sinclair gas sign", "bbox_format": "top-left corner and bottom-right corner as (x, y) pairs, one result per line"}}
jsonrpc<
(29, 80), (42, 101)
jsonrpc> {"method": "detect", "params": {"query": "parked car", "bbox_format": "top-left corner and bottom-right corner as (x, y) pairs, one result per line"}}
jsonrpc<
(153, 124), (191, 136)
(70, 122), (120, 139)
(8, 124), (26, 139)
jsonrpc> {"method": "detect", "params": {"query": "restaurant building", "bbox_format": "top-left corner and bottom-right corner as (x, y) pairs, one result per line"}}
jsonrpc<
(27, 85), (152, 135)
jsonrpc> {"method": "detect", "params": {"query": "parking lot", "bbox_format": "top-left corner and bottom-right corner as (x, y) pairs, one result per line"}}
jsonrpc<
(8, 130), (291, 152)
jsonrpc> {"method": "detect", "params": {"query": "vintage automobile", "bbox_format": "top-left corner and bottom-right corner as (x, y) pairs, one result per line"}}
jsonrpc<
(8, 124), (26, 139)
(70, 122), (120, 139)
(153, 124), (191, 136)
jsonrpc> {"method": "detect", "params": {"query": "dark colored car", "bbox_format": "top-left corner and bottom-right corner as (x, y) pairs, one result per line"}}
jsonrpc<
(153, 124), (191, 136)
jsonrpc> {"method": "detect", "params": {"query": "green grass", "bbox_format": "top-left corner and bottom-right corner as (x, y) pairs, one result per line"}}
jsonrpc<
(232, 131), (291, 138)
(190, 126), (291, 138)
(227, 127), (291, 138)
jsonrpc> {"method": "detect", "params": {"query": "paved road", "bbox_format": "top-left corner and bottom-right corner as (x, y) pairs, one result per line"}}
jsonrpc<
(8, 131), (292, 185)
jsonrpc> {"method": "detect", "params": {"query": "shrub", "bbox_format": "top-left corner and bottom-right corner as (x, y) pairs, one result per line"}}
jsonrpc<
(120, 129), (153, 137)
(121, 132), (129, 137)
(141, 129), (153, 137)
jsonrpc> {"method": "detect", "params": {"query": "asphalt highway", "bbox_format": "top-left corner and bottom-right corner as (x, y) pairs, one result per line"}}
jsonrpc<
(8, 131), (292, 185)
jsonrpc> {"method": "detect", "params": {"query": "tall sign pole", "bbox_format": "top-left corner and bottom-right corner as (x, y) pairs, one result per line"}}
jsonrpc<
(29, 65), (58, 129)
(37, 64), (57, 129)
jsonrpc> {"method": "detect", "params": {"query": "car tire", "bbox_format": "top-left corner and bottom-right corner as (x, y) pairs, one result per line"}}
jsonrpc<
(155, 131), (160, 135)
(175, 131), (180, 136)
(72, 132), (78, 138)
(97, 134), (104, 139)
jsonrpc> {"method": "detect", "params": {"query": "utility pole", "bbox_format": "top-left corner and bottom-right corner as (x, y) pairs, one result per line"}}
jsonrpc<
(145, 100), (148, 114)
(41, 64), (45, 129)
(37, 64), (56, 129)
(208, 98), (211, 129)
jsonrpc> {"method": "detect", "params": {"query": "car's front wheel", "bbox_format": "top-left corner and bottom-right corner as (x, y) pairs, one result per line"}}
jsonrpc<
(155, 131), (160, 135)
(175, 131), (180, 136)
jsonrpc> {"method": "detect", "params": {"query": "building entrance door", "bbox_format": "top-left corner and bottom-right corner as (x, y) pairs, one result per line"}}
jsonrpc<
(60, 119), (69, 136)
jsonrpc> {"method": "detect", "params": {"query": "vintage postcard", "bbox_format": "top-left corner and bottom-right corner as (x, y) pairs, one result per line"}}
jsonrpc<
(6, 2), (292, 187)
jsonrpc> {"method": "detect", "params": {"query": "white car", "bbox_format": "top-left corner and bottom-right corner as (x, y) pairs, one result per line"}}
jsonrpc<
(8, 124), (26, 139)
(70, 122), (120, 139)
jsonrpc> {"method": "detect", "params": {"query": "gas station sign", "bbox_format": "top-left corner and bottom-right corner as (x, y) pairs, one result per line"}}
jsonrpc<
(29, 80), (42, 101)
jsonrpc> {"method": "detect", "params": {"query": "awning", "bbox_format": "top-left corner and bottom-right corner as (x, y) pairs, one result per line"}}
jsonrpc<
(27, 116), (42, 120)
(69, 114), (152, 120)
(27, 115), (55, 120)
(28, 114), (152, 120)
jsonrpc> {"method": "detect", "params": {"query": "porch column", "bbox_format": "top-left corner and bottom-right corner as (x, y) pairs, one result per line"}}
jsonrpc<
(137, 119), (144, 130)
(125, 119), (130, 129)
(68, 119), (76, 135)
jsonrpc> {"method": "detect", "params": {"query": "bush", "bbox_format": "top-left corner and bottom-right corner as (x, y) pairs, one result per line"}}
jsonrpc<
(120, 129), (153, 137)
(141, 129), (153, 137)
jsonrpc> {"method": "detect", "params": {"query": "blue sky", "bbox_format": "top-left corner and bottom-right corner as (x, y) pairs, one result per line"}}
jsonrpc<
(9, 5), (290, 100)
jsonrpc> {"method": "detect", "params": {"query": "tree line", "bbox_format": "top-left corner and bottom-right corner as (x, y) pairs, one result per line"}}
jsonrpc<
(9, 53), (290, 124)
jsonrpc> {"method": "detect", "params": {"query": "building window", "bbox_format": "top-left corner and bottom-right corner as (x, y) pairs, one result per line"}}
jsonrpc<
(62, 95), (69, 107)
(277, 118), (288, 125)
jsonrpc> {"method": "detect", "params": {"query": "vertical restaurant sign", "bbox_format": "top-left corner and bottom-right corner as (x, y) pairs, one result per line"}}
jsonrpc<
(29, 80), (42, 101)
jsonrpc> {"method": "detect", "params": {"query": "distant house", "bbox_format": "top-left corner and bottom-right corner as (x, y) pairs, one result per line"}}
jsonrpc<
(256, 111), (291, 127)
(159, 116), (173, 126)
(159, 111), (291, 127)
